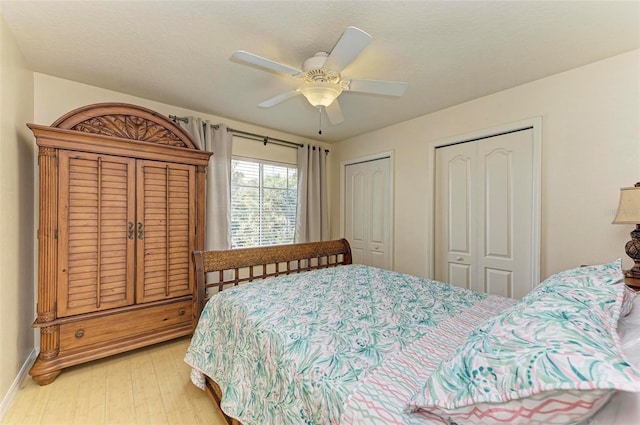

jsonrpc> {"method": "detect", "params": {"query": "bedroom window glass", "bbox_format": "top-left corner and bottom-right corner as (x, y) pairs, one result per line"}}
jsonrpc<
(231, 158), (297, 248)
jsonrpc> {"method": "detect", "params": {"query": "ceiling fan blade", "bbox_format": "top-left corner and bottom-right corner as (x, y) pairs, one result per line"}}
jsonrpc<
(325, 100), (344, 125)
(258, 90), (301, 108)
(347, 79), (408, 96)
(231, 50), (301, 76)
(323, 26), (372, 72)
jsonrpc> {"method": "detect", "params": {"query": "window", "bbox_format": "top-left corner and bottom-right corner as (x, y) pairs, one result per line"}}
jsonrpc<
(231, 158), (297, 248)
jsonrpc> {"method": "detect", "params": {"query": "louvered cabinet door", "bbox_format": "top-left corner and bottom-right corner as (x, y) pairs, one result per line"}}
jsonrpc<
(58, 152), (136, 317)
(136, 160), (196, 303)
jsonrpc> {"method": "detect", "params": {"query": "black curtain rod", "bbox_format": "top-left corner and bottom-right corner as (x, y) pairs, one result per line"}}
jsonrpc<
(169, 115), (328, 152)
(222, 127), (304, 149)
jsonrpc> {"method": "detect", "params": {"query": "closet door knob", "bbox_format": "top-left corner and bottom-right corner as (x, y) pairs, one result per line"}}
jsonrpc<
(128, 222), (134, 239)
(138, 222), (144, 239)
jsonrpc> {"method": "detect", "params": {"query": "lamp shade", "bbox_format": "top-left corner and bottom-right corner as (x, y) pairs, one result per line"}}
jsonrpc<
(613, 185), (640, 224)
(299, 82), (342, 108)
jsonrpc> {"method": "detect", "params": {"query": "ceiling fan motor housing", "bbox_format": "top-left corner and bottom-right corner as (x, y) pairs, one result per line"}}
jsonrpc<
(302, 51), (329, 72)
(302, 53), (344, 86)
(303, 68), (341, 84)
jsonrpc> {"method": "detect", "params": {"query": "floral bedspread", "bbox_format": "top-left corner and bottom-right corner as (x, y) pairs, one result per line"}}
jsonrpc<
(184, 264), (511, 425)
(341, 295), (517, 424)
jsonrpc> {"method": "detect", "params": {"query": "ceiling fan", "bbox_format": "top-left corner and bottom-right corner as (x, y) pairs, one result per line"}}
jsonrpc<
(231, 26), (408, 127)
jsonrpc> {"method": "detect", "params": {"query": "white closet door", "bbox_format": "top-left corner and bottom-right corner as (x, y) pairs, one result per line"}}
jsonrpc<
(435, 143), (476, 290)
(344, 157), (391, 269)
(435, 129), (534, 298)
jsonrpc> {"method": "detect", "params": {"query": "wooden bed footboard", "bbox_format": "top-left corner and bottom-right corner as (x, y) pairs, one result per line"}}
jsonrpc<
(191, 239), (352, 425)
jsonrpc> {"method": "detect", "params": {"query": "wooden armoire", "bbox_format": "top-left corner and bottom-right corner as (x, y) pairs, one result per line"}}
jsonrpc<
(29, 103), (212, 385)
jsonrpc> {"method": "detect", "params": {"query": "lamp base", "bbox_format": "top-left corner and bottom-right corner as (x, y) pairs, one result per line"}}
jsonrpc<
(624, 263), (640, 279)
(624, 224), (640, 279)
(625, 263), (640, 279)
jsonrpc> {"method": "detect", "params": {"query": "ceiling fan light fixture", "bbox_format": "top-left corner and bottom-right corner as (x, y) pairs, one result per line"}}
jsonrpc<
(299, 82), (343, 108)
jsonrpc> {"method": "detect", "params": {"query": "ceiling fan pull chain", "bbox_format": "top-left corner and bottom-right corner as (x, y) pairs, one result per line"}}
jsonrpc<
(318, 109), (323, 135)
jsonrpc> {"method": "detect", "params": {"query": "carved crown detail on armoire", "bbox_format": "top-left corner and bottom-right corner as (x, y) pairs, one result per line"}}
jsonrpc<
(29, 103), (212, 385)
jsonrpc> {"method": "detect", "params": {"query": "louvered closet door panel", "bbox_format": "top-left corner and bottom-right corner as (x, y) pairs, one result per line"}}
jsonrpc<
(136, 160), (195, 303)
(58, 152), (136, 317)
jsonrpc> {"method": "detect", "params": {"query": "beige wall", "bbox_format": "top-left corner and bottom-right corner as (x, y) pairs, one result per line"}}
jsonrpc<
(0, 15), (35, 414)
(33, 73), (325, 151)
(32, 73), (320, 199)
(330, 49), (640, 280)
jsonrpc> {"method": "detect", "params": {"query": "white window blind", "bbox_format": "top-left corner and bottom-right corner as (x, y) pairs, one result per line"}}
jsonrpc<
(231, 158), (297, 248)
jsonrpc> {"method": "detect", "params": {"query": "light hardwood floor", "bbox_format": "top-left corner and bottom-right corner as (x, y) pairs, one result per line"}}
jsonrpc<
(2, 337), (228, 425)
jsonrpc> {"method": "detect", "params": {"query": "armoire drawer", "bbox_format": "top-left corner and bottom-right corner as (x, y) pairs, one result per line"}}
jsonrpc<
(59, 300), (192, 352)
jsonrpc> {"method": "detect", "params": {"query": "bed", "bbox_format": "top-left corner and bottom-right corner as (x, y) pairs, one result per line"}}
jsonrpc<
(185, 239), (640, 425)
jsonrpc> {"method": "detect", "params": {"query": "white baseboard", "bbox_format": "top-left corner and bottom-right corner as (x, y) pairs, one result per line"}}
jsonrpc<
(0, 348), (37, 421)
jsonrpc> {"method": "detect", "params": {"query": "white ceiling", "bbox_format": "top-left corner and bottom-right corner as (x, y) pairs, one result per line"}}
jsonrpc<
(1, 1), (639, 143)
